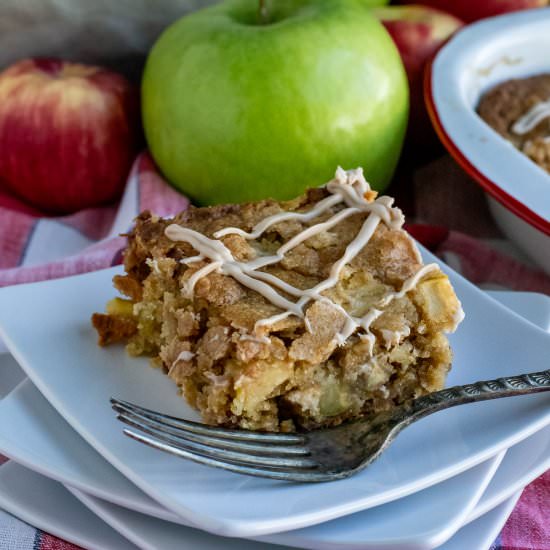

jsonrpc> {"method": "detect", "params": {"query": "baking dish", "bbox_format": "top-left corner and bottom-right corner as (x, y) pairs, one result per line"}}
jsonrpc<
(426, 8), (550, 274)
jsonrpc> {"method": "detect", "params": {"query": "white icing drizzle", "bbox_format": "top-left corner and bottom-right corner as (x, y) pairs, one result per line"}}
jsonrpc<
(165, 167), (441, 353)
(171, 350), (195, 369)
(183, 260), (222, 298)
(145, 258), (161, 274)
(254, 310), (295, 330)
(175, 350), (195, 362)
(380, 325), (411, 349)
(165, 224), (303, 316)
(203, 371), (230, 387)
(512, 100), (550, 135)
(213, 193), (343, 240)
(180, 254), (204, 265)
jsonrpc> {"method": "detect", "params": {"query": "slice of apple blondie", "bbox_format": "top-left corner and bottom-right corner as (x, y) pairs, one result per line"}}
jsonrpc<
(92, 167), (463, 431)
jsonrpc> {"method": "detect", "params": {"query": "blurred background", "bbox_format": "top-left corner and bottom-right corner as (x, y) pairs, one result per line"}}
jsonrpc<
(0, 0), (218, 77)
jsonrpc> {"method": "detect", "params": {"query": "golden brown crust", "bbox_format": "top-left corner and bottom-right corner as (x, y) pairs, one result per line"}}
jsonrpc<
(113, 274), (143, 301)
(91, 313), (137, 346)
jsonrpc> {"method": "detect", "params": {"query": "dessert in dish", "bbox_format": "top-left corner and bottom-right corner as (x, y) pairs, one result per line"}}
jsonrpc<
(477, 74), (550, 174)
(92, 168), (463, 431)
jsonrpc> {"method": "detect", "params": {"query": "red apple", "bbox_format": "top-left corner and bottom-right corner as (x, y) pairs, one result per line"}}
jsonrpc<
(0, 58), (141, 214)
(373, 5), (463, 151)
(396, 0), (547, 23)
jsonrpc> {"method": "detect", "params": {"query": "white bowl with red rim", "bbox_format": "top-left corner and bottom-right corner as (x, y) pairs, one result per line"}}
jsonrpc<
(425, 8), (550, 274)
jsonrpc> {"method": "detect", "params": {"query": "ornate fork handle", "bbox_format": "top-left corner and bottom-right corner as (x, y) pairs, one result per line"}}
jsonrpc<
(409, 369), (550, 420)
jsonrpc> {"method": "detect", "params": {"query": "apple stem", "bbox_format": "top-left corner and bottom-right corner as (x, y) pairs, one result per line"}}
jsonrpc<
(258, 0), (269, 24)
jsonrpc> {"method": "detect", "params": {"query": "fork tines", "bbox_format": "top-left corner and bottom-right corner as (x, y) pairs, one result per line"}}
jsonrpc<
(110, 398), (323, 481)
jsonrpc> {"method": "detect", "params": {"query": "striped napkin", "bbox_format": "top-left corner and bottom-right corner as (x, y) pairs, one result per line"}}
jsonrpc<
(0, 152), (188, 354)
(0, 152), (548, 549)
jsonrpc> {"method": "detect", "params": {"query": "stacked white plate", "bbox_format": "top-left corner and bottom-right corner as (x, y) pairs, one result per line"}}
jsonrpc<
(0, 245), (548, 550)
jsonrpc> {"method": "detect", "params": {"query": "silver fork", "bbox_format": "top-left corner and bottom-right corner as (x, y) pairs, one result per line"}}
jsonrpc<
(111, 369), (550, 482)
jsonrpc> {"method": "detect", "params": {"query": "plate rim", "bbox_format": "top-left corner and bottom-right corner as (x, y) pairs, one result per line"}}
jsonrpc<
(0, 461), (136, 550)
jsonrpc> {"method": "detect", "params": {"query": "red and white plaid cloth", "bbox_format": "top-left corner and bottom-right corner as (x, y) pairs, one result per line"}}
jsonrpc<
(0, 152), (548, 549)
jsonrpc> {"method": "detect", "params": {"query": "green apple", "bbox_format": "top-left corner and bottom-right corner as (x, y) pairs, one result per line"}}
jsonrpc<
(359, 0), (391, 5)
(142, 0), (408, 205)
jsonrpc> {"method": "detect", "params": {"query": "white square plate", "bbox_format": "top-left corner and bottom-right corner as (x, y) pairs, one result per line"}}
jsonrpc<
(0, 461), (136, 550)
(0, 460), (523, 550)
(0, 249), (548, 537)
(0, 379), (507, 549)
(2, 288), (547, 548)
(66, 483), (521, 550)
(439, 492), (522, 550)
